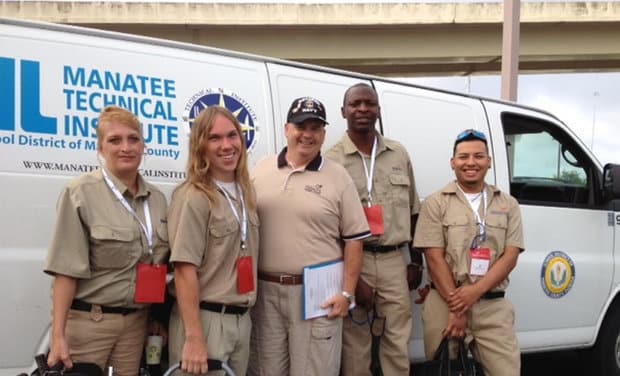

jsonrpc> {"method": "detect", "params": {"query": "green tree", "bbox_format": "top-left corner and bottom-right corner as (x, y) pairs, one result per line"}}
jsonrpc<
(558, 170), (586, 185)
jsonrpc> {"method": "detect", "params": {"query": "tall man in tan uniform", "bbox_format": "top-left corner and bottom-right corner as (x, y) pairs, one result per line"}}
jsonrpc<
(414, 129), (524, 376)
(326, 83), (420, 375)
(249, 97), (371, 376)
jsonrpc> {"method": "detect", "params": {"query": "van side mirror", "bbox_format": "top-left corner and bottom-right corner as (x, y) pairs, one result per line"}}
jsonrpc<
(603, 163), (620, 200)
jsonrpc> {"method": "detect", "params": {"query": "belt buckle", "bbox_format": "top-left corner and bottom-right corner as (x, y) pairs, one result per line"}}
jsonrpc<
(90, 304), (103, 322)
(279, 274), (294, 284)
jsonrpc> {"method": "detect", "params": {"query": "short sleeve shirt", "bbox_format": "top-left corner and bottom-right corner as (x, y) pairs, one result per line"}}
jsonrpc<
(414, 181), (524, 290)
(167, 183), (259, 306)
(44, 168), (169, 308)
(326, 132), (420, 246)
(251, 150), (371, 274)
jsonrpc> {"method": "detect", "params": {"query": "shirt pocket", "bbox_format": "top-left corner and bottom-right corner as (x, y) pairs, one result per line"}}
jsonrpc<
(207, 219), (239, 262)
(485, 214), (508, 259)
(389, 173), (410, 207)
(442, 215), (472, 251)
(90, 225), (136, 269)
(152, 222), (170, 264)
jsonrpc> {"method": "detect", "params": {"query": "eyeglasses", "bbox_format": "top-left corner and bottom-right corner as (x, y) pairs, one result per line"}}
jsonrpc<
(456, 129), (487, 142)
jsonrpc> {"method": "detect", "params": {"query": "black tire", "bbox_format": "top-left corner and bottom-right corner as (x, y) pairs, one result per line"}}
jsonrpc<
(590, 304), (620, 375)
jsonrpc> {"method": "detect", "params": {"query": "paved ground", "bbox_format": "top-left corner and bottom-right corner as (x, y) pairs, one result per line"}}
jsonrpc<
(520, 350), (586, 376)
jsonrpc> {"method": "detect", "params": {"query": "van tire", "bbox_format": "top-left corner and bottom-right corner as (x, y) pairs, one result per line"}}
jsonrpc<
(590, 304), (620, 375)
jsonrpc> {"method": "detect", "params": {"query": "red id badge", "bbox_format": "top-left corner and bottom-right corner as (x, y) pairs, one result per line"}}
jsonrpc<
(469, 248), (491, 276)
(135, 263), (167, 303)
(363, 205), (385, 236)
(237, 255), (255, 294)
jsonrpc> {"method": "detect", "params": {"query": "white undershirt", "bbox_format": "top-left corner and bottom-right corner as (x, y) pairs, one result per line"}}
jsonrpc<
(463, 191), (483, 212)
(215, 180), (237, 199)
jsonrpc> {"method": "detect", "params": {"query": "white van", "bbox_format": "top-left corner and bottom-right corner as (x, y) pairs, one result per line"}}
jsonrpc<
(1, 18), (619, 375)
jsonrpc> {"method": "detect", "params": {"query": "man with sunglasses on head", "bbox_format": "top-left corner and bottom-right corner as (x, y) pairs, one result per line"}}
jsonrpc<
(414, 129), (524, 376)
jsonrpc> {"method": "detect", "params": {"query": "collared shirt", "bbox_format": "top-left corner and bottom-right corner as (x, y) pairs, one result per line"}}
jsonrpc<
(252, 148), (371, 274)
(326, 132), (420, 246)
(414, 181), (525, 290)
(44, 168), (169, 308)
(167, 183), (259, 306)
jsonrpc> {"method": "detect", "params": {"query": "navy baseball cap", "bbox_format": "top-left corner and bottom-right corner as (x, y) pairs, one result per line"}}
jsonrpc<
(286, 97), (328, 125)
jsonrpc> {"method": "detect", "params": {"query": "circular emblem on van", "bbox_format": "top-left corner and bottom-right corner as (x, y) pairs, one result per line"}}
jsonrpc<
(540, 251), (575, 298)
(183, 89), (259, 152)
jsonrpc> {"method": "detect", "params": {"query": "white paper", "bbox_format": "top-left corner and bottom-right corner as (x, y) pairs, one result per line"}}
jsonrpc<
(303, 259), (345, 320)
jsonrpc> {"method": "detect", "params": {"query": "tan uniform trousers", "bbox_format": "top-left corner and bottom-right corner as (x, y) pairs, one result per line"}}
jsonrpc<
(61, 308), (148, 376)
(168, 303), (251, 376)
(422, 289), (520, 376)
(342, 250), (412, 376)
(248, 280), (343, 376)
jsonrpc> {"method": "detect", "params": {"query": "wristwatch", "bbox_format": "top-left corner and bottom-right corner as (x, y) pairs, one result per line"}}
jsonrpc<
(342, 290), (355, 305)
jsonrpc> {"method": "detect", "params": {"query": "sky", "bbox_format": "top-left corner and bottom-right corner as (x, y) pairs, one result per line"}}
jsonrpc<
(404, 73), (620, 166)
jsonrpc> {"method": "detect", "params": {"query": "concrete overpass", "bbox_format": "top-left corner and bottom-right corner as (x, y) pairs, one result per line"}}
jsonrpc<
(2, 1), (620, 76)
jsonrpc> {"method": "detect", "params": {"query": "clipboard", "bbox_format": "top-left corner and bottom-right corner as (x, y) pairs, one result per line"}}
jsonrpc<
(302, 259), (348, 320)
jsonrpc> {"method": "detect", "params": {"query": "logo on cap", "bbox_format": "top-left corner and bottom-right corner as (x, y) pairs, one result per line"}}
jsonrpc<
(287, 97), (328, 125)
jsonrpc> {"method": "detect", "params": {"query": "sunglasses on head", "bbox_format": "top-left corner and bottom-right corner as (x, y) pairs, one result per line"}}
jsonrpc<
(456, 129), (487, 142)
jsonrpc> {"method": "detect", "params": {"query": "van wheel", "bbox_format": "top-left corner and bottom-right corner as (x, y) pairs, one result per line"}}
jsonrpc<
(591, 304), (620, 375)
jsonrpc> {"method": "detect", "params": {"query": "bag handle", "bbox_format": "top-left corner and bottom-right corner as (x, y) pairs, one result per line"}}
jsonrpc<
(434, 337), (474, 376)
(434, 338), (451, 376)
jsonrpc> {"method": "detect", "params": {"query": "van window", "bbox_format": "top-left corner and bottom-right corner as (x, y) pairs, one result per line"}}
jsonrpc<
(502, 113), (596, 207)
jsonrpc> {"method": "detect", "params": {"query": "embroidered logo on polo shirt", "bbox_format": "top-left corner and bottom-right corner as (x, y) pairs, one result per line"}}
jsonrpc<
(305, 184), (322, 195)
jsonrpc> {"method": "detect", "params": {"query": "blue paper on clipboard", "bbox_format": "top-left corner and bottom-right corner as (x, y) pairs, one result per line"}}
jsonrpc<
(302, 259), (350, 320)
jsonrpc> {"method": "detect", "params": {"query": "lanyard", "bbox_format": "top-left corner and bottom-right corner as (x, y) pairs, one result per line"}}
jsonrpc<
(216, 182), (247, 251)
(359, 136), (378, 205)
(101, 168), (153, 254)
(460, 186), (488, 232)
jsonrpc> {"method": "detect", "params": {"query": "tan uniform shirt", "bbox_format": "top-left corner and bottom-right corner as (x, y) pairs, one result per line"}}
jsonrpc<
(44, 168), (169, 308)
(251, 150), (371, 274)
(414, 181), (524, 290)
(326, 132), (420, 246)
(167, 183), (259, 306)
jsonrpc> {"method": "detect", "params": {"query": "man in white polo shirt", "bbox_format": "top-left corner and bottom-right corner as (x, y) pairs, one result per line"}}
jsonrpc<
(248, 97), (371, 376)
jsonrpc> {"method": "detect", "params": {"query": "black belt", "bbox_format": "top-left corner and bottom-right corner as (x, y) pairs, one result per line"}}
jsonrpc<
(71, 299), (140, 315)
(480, 291), (505, 300)
(199, 301), (248, 315)
(429, 283), (505, 300)
(363, 243), (405, 253)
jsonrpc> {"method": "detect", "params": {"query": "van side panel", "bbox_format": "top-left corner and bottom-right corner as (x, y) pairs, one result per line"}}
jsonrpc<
(372, 81), (491, 199)
(265, 62), (369, 151)
(0, 21), (273, 372)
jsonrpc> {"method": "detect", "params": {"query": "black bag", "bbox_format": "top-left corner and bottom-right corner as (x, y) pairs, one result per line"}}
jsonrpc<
(21, 354), (103, 376)
(416, 338), (484, 376)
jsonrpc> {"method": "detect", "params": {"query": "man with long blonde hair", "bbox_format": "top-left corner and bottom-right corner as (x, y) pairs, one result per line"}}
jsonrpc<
(167, 106), (259, 375)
